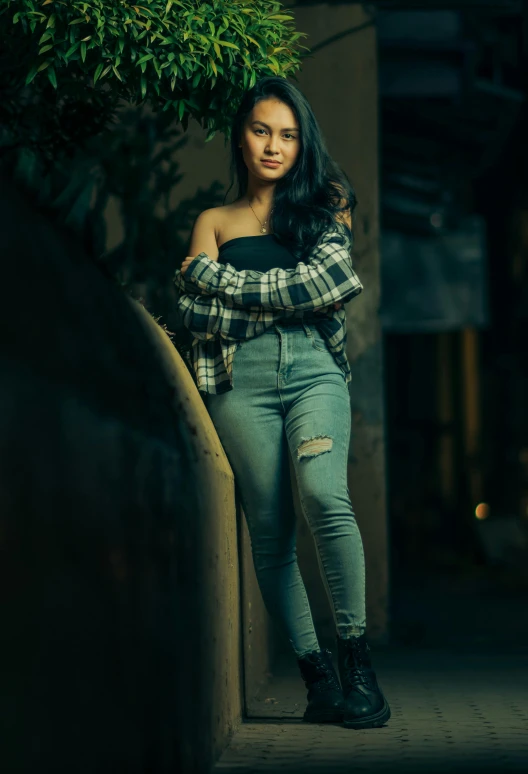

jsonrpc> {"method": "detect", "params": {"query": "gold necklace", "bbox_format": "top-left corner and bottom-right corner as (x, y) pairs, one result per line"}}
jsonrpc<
(248, 198), (274, 234)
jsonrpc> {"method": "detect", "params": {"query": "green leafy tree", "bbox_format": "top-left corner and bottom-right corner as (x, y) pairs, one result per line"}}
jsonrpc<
(0, 1), (308, 355)
(1, 0), (307, 157)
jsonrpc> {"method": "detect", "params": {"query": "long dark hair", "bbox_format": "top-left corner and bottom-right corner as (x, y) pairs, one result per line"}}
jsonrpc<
(224, 76), (357, 260)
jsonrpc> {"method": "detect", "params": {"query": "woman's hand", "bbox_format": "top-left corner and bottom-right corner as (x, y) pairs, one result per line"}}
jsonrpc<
(180, 256), (195, 276)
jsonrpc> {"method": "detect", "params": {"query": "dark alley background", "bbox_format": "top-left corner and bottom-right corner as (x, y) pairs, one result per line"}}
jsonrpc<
(378, 4), (528, 653)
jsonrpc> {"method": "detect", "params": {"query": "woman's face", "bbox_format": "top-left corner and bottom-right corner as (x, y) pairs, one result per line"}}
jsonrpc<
(239, 98), (301, 183)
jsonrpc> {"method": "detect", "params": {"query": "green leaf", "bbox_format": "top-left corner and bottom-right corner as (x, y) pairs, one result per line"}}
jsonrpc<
(69, 17), (86, 25)
(136, 53), (154, 65)
(217, 40), (239, 50)
(38, 31), (53, 45)
(38, 44), (53, 55)
(81, 42), (87, 62)
(65, 42), (80, 59)
(46, 14), (56, 29)
(37, 60), (51, 73)
(25, 64), (39, 86)
(47, 67), (57, 89)
(112, 65), (122, 81)
(93, 62), (104, 83)
(140, 76), (147, 99)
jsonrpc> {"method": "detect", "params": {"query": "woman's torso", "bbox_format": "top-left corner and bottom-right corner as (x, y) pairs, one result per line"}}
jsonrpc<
(214, 202), (298, 271)
(217, 233), (299, 272)
(213, 204), (326, 327)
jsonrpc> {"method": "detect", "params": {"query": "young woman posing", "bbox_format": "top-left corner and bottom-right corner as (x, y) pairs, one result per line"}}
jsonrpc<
(175, 76), (390, 730)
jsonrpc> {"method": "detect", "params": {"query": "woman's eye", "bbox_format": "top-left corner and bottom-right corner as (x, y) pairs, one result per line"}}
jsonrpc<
(255, 129), (297, 139)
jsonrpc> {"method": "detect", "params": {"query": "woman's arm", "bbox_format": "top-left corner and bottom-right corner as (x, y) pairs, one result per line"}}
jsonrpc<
(182, 221), (362, 312)
(176, 210), (288, 339)
(176, 285), (285, 342)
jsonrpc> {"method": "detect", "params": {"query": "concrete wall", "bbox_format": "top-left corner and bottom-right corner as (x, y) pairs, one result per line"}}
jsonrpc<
(0, 178), (242, 773)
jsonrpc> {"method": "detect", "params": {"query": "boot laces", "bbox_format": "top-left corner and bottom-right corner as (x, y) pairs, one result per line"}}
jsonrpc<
(343, 640), (375, 689)
(303, 650), (340, 691)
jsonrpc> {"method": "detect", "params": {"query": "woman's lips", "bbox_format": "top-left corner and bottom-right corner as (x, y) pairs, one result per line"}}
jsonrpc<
(261, 160), (281, 167)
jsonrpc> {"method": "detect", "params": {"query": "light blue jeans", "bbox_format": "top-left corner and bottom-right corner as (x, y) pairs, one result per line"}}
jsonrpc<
(204, 322), (366, 658)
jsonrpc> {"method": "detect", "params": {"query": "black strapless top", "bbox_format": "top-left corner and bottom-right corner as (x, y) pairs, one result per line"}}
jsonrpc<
(218, 234), (299, 272)
(217, 233), (324, 327)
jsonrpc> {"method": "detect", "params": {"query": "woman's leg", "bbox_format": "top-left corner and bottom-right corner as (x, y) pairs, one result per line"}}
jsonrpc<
(204, 335), (320, 657)
(280, 325), (390, 729)
(283, 361), (367, 640)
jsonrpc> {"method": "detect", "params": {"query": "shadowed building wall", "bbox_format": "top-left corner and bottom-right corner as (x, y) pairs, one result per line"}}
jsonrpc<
(0, 178), (242, 773)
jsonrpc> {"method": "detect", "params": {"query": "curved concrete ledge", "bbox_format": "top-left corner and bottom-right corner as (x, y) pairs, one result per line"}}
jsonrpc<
(128, 298), (243, 759)
(128, 299), (233, 481)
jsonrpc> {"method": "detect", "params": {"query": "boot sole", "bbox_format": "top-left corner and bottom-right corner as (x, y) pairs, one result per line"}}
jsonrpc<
(343, 698), (391, 729)
(303, 709), (344, 724)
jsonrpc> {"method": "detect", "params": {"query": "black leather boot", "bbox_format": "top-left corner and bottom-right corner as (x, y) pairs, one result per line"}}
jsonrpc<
(337, 634), (391, 729)
(297, 648), (344, 723)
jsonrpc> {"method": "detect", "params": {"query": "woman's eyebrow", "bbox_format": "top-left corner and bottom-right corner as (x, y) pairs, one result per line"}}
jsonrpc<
(251, 120), (299, 132)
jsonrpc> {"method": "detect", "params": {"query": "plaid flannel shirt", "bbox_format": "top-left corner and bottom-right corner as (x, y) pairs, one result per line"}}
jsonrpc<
(173, 222), (363, 394)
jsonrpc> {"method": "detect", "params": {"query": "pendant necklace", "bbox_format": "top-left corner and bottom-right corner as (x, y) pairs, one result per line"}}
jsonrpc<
(248, 198), (274, 234)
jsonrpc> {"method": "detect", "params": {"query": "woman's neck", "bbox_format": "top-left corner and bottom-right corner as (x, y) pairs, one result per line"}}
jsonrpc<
(245, 177), (276, 210)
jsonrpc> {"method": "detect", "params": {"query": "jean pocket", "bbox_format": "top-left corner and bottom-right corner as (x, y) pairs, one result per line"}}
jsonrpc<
(310, 333), (328, 352)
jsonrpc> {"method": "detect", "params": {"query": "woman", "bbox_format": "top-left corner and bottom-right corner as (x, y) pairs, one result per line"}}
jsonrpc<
(175, 76), (390, 729)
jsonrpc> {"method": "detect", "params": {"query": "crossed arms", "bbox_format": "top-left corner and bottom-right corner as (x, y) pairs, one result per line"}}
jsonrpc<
(174, 223), (363, 340)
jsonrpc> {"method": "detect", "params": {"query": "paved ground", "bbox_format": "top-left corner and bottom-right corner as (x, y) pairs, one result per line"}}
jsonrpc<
(215, 646), (528, 774)
(214, 568), (528, 774)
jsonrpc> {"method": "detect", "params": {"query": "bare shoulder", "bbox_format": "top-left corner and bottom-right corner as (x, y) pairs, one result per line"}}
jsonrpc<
(192, 206), (222, 234)
(189, 205), (233, 260)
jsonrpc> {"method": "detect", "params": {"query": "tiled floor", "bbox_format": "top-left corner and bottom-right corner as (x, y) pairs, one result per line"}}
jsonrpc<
(215, 569), (528, 774)
(215, 647), (528, 773)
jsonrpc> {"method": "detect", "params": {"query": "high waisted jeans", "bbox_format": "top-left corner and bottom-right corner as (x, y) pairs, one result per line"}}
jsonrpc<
(203, 322), (366, 658)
